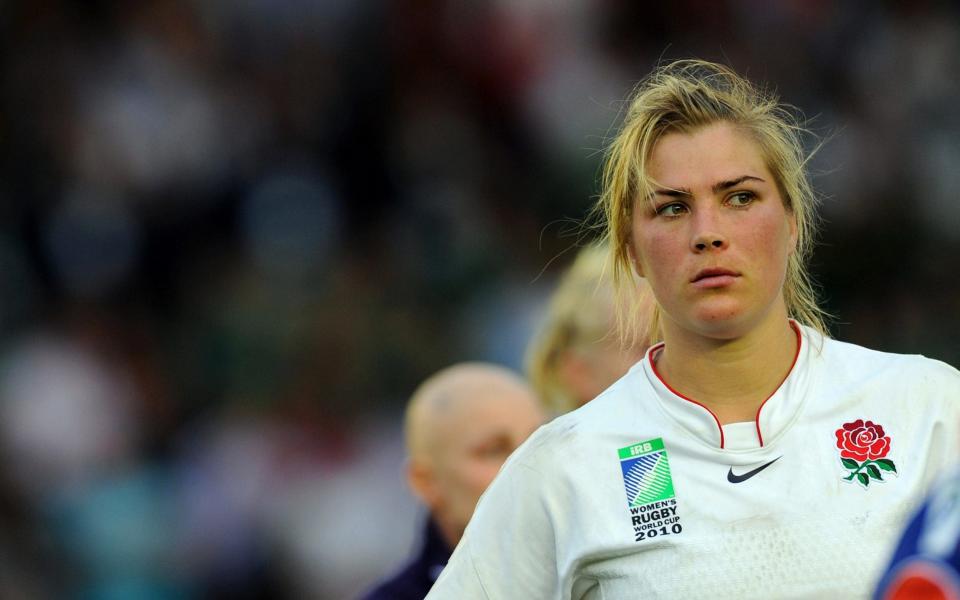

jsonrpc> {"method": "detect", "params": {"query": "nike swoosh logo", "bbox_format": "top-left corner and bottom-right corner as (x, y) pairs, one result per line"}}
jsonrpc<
(727, 456), (782, 483)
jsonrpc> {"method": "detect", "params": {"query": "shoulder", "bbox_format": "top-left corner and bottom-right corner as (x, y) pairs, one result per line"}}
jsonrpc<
(815, 331), (960, 388)
(511, 366), (655, 470)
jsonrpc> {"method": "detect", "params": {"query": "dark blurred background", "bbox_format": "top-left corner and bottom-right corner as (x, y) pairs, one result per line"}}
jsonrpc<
(0, 0), (958, 598)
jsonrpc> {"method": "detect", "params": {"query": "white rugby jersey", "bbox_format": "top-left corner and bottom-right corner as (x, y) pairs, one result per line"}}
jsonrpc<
(426, 324), (960, 599)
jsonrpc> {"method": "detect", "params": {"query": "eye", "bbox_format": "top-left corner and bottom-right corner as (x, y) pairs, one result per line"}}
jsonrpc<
(727, 191), (756, 207)
(655, 202), (689, 217)
(473, 438), (513, 460)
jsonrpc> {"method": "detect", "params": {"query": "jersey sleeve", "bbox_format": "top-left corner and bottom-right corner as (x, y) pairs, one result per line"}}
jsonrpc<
(426, 434), (564, 599)
(924, 358), (960, 461)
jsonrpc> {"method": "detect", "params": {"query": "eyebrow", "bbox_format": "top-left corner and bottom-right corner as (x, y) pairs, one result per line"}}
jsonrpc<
(468, 432), (513, 450)
(652, 175), (766, 198)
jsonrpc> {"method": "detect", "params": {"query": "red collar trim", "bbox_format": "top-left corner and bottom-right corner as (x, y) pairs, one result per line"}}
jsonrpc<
(753, 320), (803, 447)
(648, 342), (725, 449)
(646, 320), (803, 450)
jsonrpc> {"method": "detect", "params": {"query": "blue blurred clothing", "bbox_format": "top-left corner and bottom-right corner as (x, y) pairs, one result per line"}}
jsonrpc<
(361, 518), (451, 600)
(875, 468), (960, 600)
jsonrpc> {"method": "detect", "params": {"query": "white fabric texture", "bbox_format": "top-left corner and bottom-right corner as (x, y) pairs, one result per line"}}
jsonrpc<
(426, 325), (960, 599)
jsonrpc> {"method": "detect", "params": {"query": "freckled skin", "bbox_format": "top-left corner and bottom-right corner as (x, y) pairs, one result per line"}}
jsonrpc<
(630, 122), (798, 341)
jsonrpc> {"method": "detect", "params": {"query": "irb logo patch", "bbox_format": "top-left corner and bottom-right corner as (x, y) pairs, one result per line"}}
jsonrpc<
(618, 438), (675, 507)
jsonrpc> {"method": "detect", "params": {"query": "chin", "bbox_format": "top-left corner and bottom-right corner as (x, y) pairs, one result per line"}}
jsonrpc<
(689, 295), (788, 341)
(683, 305), (754, 340)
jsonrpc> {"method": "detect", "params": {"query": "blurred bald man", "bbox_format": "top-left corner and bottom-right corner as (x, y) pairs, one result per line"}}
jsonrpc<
(362, 363), (544, 600)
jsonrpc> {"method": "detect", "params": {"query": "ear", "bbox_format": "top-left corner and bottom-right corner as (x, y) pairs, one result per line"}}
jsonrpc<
(787, 212), (799, 256)
(407, 458), (441, 509)
(626, 240), (644, 277)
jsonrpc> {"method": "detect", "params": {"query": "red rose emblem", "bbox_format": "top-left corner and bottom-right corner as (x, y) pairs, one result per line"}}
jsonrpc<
(835, 419), (891, 462)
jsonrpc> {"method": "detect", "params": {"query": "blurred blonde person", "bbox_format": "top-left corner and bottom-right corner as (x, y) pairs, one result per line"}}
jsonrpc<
(526, 243), (654, 415)
(362, 363), (544, 600)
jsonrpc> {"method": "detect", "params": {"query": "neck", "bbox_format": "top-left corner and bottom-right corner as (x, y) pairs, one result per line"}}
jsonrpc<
(655, 307), (799, 425)
(434, 514), (463, 551)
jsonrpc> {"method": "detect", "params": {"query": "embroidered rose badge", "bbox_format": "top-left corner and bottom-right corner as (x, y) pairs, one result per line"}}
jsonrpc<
(835, 419), (896, 487)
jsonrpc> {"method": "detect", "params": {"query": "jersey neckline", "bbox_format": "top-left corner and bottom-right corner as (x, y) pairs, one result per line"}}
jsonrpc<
(640, 320), (810, 450)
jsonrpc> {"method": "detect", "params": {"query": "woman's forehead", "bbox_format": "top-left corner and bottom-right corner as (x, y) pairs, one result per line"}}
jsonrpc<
(647, 122), (770, 190)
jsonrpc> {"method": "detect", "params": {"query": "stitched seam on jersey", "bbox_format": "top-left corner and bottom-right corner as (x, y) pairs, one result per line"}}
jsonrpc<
(466, 539), (493, 599)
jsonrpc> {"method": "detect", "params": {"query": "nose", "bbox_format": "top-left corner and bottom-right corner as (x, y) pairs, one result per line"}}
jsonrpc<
(690, 209), (728, 252)
(693, 237), (726, 252)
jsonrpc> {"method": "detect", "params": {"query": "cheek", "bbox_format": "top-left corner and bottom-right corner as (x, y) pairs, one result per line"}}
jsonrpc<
(467, 460), (504, 494)
(446, 456), (503, 502)
(744, 216), (793, 277)
(635, 231), (680, 285)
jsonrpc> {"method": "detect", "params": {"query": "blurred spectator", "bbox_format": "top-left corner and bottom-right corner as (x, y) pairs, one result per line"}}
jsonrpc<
(526, 242), (654, 416)
(362, 363), (544, 599)
(0, 316), (186, 597)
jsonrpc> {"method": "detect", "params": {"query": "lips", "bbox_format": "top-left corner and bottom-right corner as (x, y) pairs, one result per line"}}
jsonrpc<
(691, 268), (740, 283)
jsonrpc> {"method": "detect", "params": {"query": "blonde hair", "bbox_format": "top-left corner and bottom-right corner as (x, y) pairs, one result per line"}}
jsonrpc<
(526, 242), (654, 414)
(593, 59), (829, 342)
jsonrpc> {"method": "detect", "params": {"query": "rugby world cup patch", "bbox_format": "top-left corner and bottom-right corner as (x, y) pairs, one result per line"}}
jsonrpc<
(618, 438), (684, 542)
